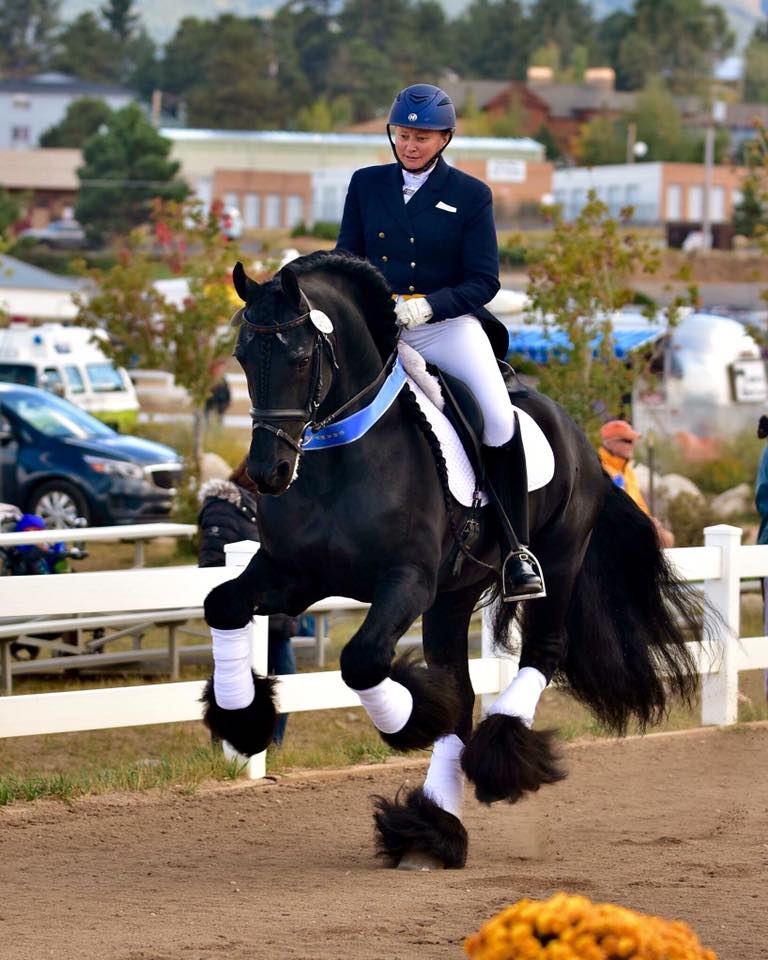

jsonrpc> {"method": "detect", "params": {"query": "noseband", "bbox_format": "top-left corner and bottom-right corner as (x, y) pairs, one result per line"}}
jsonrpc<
(240, 290), (397, 456)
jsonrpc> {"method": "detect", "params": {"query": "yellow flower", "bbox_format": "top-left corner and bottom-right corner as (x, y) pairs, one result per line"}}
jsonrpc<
(464, 893), (717, 960)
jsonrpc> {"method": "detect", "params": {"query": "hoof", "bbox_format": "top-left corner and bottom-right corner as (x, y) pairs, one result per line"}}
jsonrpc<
(462, 713), (566, 805)
(397, 850), (445, 872)
(373, 786), (468, 869)
(201, 671), (277, 756)
(378, 651), (461, 752)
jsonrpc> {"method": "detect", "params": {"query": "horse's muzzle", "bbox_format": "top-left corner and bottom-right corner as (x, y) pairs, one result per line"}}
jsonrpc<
(247, 455), (295, 496)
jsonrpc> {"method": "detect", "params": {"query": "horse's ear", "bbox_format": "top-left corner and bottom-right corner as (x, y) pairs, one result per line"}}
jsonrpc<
(280, 266), (302, 309)
(232, 261), (255, 303)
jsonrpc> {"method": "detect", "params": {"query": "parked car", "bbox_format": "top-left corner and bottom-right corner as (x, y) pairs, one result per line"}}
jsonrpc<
(18, 219), (87, 250)
(0, 383), (183, 527)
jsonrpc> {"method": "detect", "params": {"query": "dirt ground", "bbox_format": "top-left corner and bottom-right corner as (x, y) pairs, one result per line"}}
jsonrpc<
(1, 724), (766, 960)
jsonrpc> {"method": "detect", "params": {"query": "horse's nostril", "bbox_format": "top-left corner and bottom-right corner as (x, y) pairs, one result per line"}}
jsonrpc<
(276, 460), (292, 481)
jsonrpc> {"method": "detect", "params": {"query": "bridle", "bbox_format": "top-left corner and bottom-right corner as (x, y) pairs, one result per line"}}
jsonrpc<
(238, 289), (398, 456)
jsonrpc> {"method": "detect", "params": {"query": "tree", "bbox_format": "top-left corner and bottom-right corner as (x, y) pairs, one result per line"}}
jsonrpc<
(0, 188), (25, 235)
(74, 199), (241, 476)
(525, 0), (597, 70)
(733, 129), (768, 238)
(75, 103), (188, 242)
(631, 76), (698, 161)
(744, 24), (768, 103)
(575, 113), (627, 165)
(449, 0), (528, 81)
(0, 0), (60, 74)
(100, 0), (140, 42)
(617, 0), (733, 94)
(39, 98), (113, 148)
(524, 193), (666, 434)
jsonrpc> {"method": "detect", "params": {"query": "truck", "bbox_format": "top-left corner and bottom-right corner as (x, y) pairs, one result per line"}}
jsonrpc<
(0, 323), (139, 431)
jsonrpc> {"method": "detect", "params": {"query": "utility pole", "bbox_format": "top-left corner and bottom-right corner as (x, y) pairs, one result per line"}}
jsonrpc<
(702, 100), (726, 251)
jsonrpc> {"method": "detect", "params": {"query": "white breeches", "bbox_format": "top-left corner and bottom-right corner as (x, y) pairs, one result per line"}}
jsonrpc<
(401, 314), (515, 447)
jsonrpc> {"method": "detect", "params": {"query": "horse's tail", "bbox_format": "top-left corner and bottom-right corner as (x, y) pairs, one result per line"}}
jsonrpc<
(559, 478), (702, 733)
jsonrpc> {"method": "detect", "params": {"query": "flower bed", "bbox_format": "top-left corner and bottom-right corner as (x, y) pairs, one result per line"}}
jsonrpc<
(465, 892), (717, 960)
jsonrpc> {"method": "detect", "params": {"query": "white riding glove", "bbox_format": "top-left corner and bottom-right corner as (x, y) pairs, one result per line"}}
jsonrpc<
(395, 297), (433, 329)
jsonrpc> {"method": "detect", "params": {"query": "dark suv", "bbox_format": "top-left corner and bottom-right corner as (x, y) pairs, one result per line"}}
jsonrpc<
(0, 383), (183, 526)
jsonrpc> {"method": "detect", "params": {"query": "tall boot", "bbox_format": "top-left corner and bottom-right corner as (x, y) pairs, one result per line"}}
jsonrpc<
(483, 417), (543, 602)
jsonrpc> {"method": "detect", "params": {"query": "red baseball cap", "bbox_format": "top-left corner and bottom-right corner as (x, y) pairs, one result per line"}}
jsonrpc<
(600, 420), (641, 442)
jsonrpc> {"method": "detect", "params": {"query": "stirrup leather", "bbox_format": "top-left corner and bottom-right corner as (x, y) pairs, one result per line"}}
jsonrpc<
(501, 548), (547, 602)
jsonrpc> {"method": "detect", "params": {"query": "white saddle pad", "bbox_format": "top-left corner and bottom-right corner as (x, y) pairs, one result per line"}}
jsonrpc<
(398, 344), (555, 507)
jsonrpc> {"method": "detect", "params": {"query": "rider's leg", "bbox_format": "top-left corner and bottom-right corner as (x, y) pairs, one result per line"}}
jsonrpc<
(401, 316), (541, 599)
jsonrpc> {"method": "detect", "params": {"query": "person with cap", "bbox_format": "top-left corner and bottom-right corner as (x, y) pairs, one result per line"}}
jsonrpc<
(598, 420), (675, 547)
(335, 82), (541, 602)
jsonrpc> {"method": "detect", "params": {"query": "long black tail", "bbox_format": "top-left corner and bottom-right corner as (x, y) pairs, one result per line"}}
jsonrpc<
(559, 478), (702, 733)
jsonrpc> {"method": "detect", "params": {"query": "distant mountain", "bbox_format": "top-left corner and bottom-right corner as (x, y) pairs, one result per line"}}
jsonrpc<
(60, 0), (763, 48)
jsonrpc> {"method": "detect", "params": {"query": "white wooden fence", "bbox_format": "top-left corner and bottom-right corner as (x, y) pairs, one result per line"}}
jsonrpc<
(0, 524), (767, 781)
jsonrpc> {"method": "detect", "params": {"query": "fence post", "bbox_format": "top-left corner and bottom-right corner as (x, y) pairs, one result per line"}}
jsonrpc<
(700, 524), (741, 726)
(222, 540), (269, 779)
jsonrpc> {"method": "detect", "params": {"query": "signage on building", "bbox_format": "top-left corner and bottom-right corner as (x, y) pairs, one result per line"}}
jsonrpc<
(730, 358), (768, 403)
(486, 159), (527, 183)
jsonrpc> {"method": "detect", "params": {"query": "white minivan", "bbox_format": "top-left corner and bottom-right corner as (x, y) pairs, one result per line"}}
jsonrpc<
(0, 323), (139, 430)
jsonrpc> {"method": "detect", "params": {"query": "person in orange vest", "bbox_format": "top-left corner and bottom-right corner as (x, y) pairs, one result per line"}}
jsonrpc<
(598, 420), (675, 548)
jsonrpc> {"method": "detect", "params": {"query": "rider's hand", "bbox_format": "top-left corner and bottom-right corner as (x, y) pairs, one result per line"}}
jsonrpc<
(395, 297), (433, 329)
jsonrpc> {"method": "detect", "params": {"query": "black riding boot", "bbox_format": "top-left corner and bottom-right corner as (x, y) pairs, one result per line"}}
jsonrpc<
(483, 421), (543, 602)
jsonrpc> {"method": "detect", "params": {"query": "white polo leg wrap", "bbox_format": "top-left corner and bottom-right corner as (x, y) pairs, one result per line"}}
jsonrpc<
(486, 666), (547, 728)
(423, 734), (465, 819)
(212, 625), (255, 710)
(352, 677), (413, 734)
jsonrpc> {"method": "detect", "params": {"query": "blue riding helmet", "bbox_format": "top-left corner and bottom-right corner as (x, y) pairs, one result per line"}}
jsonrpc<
(387, 83), (456, 131)
(14, 513), (47, 532)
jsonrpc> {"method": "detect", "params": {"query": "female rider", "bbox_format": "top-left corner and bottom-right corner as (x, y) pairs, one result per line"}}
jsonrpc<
(336, 82), (541, 602)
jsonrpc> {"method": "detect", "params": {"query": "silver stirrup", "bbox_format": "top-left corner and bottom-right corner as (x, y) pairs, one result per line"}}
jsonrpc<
(501, 548), (547, 602)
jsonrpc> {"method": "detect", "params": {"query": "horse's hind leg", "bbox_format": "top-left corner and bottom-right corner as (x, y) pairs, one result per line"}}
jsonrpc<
(462, 538), (589, 804)
(373, 583), (482, 870)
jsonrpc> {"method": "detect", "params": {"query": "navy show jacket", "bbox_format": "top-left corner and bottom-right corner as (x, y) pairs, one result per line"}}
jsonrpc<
(336, 157), (509, 359)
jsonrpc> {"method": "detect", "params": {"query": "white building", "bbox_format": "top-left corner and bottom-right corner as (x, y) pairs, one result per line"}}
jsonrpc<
(0, 73), (134, 150)
(553, 162), (745, 226)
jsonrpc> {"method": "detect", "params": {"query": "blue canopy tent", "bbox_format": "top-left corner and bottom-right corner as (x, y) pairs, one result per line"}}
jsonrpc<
(506, 325), (665, 363)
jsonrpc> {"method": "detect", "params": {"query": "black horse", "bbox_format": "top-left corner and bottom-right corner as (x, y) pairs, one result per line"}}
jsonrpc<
(203, 250), (702, 869)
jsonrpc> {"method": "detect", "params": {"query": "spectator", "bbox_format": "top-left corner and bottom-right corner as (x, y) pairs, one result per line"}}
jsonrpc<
(598, 420), (675, 548)
(198, 461), (296, 744)
(204, 376), (231, 422)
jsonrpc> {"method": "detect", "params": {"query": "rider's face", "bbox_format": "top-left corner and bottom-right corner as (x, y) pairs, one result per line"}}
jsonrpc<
(393, 126), (450, 171)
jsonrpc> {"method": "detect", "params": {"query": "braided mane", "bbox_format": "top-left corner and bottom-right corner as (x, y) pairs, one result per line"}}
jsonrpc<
(282, 249), (398, 360)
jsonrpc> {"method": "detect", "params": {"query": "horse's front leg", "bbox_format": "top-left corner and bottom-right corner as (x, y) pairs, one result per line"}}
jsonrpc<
(202, 551), (316, 757)
(339, 565), (461, 753)
(373, 582), (484, 870)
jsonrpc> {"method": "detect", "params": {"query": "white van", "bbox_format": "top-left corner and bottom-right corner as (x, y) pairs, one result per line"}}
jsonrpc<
(0, 323), (139, 430)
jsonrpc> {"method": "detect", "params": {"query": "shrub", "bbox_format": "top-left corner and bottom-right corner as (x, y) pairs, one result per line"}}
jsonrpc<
(665, 492), (718, 547)
(290, 221), (340, 241)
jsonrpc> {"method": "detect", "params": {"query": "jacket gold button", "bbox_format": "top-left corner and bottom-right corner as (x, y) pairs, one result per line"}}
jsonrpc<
(410, 261), (416, 268)
(378, 232), (385, 239)
(382, 255), (388, 262)
(408, 285), (415, 292)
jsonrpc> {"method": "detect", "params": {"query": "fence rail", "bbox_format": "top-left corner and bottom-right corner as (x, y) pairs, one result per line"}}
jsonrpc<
(1, 526), (767, 780)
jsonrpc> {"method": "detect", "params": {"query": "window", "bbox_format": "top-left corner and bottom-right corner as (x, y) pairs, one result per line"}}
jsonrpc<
(86, 363), (124, 392)
(12, 95), (30, 109)
(64, 365), (85, 394)
(244, 193), (260, 229)
(42, 367), (65, 396)
(285, 195), (303, 228)
(710, 186), (725, 223)
(11, 126), (30, 143)
(265, 194), (281, 228)
(666, 184), (681, 220)
(0, 363), (36, 386)
(688, 185), (703, 221)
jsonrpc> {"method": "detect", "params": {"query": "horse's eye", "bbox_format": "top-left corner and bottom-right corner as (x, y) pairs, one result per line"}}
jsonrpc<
(296, 357), (311, 371)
